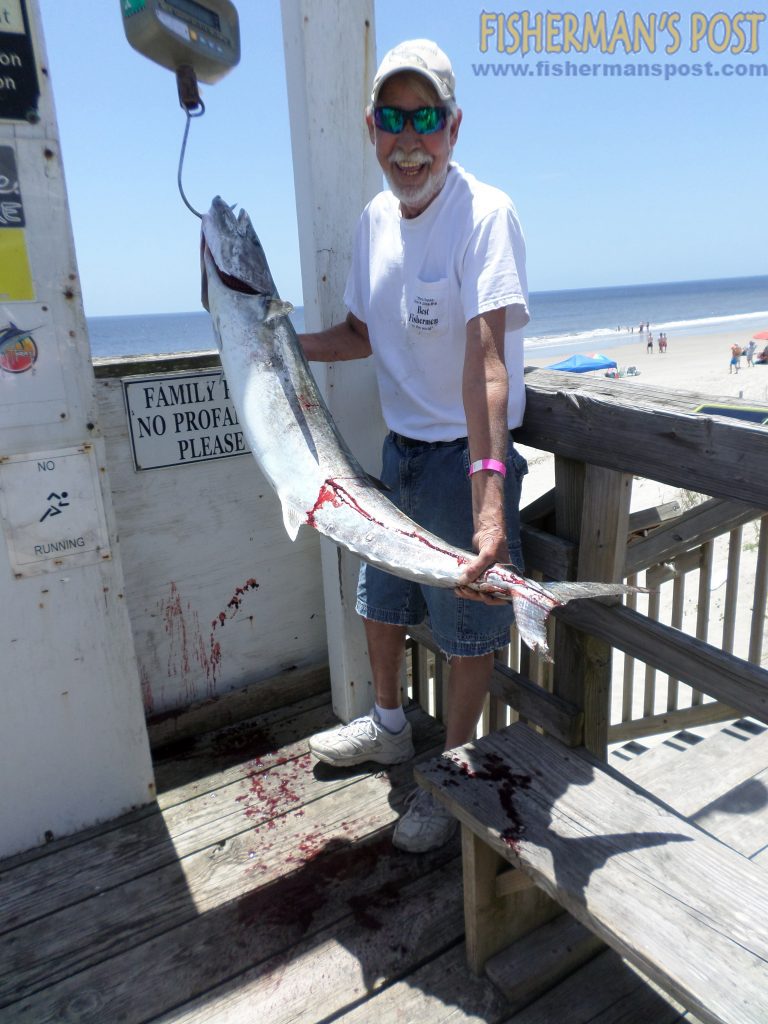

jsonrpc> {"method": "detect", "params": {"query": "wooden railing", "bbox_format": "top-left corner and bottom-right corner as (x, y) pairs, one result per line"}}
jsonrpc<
(407, 367), (768, 758)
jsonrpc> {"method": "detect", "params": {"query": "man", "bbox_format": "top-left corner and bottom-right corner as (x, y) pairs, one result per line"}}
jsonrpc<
(301, 39), (530, 852)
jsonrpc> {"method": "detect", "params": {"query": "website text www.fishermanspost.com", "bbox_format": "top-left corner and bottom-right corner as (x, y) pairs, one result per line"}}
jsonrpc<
(473, 10), (768, 81)
(472, 60), (767, 81)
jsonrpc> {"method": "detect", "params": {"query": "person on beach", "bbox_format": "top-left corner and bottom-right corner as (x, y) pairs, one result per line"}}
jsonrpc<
(299, 39), (529, 853)
(647, 336), (653, 354)
(730, 344), (742, 374)
(745, 340), (756, 367)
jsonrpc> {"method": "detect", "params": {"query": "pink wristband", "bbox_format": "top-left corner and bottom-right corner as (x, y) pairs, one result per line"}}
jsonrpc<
(468, 458), (507, 478)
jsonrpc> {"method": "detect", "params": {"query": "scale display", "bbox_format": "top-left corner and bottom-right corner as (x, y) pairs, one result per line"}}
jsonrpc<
(121, 0), (240, 84)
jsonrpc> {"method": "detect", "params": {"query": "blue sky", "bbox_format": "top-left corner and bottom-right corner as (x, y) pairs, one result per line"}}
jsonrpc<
(37, 1), (768, 316)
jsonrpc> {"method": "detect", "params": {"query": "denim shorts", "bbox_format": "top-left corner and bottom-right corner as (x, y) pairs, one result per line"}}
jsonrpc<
(355, 432), (528, 657)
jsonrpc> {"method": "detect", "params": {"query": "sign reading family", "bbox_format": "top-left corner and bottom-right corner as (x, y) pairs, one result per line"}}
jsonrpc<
(479, 11), (766, 55)
(122, 371), (249, 471)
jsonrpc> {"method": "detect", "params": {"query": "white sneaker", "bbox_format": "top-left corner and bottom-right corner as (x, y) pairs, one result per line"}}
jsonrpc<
(309, 708), (414, 767)
(392, 788), (457, 853)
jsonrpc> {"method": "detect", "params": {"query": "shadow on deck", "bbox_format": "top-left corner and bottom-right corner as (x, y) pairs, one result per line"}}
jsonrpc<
(0, 694), (716, 1023)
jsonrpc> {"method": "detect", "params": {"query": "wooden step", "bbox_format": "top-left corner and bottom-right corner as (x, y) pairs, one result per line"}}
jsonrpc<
(621, 718), (768, 858)
(485, 912), (603, 1010)
(501, 948), (704, 1024)
(485, 717), (768, 1012)
(415, 722), (768, 1024)
(331, 941), (510, 1023)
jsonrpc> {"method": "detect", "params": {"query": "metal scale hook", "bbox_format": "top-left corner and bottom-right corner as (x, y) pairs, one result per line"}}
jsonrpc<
(176, 65), (206, 219)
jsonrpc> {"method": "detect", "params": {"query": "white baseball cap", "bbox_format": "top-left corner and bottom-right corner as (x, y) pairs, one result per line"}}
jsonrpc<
(371, 39), (456, 105)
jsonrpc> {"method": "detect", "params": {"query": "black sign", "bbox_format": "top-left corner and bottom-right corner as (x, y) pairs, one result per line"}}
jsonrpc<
(0, 145), (24, 226)
(0, 1), (40, 124)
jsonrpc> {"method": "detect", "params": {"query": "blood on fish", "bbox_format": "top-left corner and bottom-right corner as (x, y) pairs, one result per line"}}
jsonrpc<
(306, 482), (342, 527)
(305, 480), (559, 603)
(306, 478), (470, 563)
(298, 393), (319, 411)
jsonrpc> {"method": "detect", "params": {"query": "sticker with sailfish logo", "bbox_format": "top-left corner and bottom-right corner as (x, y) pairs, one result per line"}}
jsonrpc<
(0, 319), (38, 374)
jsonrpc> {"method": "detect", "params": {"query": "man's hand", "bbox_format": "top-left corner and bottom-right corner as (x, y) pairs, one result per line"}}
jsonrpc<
(455, 527), (509, 606)
(299, 312), (371, 362)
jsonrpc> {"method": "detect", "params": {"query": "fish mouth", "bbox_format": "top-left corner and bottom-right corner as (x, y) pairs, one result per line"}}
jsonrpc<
(203, 241), (259, 294)
(201, 239), (256, 311)
(201, 197), (276, 296)
(200, 201), (293, 323)
(201, 197), (276, 311)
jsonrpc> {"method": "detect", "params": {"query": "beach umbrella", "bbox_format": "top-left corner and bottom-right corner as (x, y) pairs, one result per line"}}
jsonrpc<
(752, 331), (768, 341)
(547, 353), (617, 373)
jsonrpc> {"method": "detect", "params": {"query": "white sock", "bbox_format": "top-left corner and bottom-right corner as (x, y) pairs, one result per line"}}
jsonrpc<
(374, 703), (406, 734)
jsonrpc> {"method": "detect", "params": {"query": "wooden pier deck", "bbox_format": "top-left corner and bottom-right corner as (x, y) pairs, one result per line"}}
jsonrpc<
(1, 693), (763, 1024)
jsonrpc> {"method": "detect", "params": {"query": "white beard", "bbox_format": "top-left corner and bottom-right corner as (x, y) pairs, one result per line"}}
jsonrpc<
(384, 148), (451, 214)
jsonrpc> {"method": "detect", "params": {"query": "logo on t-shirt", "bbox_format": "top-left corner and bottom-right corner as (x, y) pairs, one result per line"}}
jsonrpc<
(407, 281), (448, 336)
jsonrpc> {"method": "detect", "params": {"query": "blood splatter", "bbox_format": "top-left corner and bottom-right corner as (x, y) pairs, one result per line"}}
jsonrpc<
(211, 578), (259, 632)
(235, 752), (311, 822)
(197, 578), (258, 692)
(160, 582), (221, 699)
(139, 665), (154, 715)
(438, 752), (532, 851)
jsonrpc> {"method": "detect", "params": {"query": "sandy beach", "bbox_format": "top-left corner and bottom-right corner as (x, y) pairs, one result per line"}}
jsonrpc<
(518, 324), (768, 722)
(553, 326), (768, 406)
(521, 323), (768, 497)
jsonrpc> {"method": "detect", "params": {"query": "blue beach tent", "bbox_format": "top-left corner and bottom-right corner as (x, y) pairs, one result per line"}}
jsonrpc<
(548, 353), (617, 373)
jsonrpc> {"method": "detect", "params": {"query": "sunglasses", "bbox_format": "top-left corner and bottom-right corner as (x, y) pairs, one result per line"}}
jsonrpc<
(373, 105), (448, 135)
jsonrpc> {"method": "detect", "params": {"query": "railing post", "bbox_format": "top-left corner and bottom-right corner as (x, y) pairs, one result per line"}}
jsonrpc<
(750, 515), (768, 666)
(552, 461), (633, 758)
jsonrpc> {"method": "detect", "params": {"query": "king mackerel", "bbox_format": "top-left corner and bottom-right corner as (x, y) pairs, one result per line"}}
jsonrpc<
(201, 196), (636, 660)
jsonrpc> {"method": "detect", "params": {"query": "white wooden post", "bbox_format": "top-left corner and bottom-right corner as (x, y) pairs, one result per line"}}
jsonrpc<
(281, 0), (387, 722)
(0, 1), (155, 857)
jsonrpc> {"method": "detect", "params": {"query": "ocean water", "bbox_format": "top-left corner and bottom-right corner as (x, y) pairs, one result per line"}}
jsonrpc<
(87, 274), (768, 361)
(526, 275), (768, 359)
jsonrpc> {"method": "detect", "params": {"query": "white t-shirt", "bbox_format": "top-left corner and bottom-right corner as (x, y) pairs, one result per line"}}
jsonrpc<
(344, 163), (529, 441)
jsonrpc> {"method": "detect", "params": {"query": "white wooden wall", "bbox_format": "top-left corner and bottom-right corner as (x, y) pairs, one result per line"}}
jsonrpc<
(0, 2), (154, 858)
(94, 367), (328, 716)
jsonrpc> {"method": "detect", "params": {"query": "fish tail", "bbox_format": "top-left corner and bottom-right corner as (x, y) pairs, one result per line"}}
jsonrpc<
(511, 595), (555, 663)
(510, 581), (639, 663)
(544, 581), (639, 603)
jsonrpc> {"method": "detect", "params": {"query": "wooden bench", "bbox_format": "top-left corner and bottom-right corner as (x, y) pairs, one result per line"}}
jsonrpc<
(414, 721), (768, 1024)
